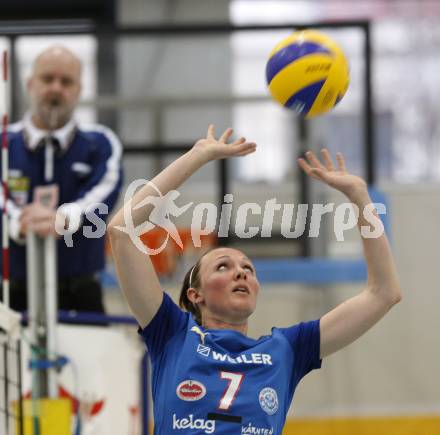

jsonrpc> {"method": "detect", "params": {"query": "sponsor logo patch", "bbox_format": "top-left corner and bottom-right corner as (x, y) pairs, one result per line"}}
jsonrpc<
(9, 176), (29, 206)
(196, 344), (273, 365)
(176, 380), (206, 401)
(172, 414), (215, 433)
(259, 387), (279, 415)
(197, 344), (211, 357)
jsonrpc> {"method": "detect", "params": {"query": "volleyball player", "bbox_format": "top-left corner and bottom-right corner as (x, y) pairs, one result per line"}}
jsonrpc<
(108, 125), (401, 434)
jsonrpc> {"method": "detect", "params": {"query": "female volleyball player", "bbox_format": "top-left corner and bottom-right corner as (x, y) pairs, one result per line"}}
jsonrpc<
(108, 125), (401, 434)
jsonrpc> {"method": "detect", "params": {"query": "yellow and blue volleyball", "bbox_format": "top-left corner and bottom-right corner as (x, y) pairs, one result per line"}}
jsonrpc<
(266, 30), (350, 118)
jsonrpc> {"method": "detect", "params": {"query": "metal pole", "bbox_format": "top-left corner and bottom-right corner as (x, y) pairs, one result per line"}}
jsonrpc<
(26, 110), (60, 400)
(364, 21), (375, 185)
(26, 232), (48, 398)
(44, 236), (57, 398)
(42, 109), (60, 399)
(298, 118), (311, 257)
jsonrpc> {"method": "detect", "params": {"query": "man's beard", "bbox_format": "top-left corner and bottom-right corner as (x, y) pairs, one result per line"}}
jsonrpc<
(31, 98), (74, 130)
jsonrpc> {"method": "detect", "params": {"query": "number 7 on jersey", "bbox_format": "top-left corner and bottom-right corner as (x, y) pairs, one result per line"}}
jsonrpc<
(218, 371), (244, 410)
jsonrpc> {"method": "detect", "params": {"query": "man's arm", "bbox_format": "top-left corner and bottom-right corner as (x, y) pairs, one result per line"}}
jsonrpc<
(58, 125), (123, 232)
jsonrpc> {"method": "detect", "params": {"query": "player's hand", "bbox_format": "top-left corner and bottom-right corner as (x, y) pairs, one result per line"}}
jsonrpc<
(193, 124), (256, 162)
(20, 203), (61, 238)
(298, 149), (368, 201)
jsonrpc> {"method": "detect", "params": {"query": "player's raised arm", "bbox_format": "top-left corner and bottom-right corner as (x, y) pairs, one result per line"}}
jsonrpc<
(298, 150), (402, 359)
(107, 125), (256, 328)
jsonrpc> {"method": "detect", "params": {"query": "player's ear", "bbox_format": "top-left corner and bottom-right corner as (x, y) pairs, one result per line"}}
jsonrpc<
(187, 287), (204, 304)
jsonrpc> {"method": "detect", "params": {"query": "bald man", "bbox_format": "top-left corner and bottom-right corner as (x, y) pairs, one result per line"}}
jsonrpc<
(28, 46), (82, 131)
(1, 45), (123, 315)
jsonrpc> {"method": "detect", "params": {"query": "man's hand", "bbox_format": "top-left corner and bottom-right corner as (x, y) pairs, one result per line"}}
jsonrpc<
(20, 203), (64, 238)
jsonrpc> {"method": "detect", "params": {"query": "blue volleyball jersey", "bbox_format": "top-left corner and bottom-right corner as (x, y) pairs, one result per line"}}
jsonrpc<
(139, 293), (321, 435)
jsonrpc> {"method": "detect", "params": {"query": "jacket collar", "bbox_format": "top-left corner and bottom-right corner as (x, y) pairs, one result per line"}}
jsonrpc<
(23, 112), (77, 151)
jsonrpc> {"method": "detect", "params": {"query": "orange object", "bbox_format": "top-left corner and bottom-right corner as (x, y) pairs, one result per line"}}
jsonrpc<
(140, 228), (218, 276)
(107, 227), (218, 277)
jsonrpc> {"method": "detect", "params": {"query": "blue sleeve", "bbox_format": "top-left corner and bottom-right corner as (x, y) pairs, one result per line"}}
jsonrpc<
(138, 293), (188, 361)
(73, 127), (123, 214)
(279, 319), (322, 379)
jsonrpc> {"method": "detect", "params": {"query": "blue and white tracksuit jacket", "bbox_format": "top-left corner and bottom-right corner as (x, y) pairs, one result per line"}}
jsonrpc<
(0, 114), (123, 280)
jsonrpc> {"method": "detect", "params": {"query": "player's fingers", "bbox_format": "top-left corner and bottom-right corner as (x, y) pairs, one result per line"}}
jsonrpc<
(231, 136), (246, 147)
(230, 140), (255, 153)
(297, 158), (312, 175)
(336, 152), (346, 172)
(233, 142), (257, 156)
(206, 124), (215, 140)
(228, 140), (253, 151)
(236, 149), (256, 157)
(298, 158), (321, 180)
(320, 149), (334, 171)
(309, 167), (328, 182)
(305, 151), (326, 170)
(219, 127), (234, 143)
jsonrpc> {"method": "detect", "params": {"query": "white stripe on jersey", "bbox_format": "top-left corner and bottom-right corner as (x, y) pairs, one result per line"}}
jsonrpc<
(71, 123), (122, 214)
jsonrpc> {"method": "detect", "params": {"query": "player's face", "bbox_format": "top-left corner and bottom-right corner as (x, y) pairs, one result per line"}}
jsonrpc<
(197, 248), (260, 323)
(28, 50), (81, 129)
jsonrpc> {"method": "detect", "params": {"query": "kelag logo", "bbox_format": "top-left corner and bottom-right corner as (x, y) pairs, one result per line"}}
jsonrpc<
(172, 414), (215, 434)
